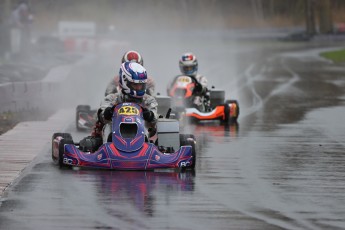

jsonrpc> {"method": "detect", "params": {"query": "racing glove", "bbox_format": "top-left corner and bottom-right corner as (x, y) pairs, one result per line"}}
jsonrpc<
(142, 108), (154, 122)
(194, 82), (203, 94)
(103, 106), (114, 121)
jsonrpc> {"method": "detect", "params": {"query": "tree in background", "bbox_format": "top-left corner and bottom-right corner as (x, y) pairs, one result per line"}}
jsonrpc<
(11, 0), (345, 33)
(305, 0), (333, 35)
(318, 0), (333, 34)
(305, 0), (316, 35)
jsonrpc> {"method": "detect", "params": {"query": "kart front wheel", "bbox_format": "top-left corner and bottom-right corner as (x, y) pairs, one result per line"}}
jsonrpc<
(186, 139), (196, 169)
(52, 132), (64, 163)
(58, 133), (74, 168)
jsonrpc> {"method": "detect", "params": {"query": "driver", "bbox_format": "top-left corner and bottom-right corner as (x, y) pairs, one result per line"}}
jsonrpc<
(169, 52), (209, 110)
(91, 51), (155, 138)
(104, 50), (155, 96)
(99, 62), (158, 141)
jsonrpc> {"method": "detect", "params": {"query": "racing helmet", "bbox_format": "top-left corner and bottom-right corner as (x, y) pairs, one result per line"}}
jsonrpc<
(119, 62), (147, 98)
(121, 50), (144, 66)
(179, 52), (198, 76)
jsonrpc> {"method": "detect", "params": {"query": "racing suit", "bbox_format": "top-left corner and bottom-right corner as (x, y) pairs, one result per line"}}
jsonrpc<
(104, 75), (156, 96)
(190, 74), (208, 108)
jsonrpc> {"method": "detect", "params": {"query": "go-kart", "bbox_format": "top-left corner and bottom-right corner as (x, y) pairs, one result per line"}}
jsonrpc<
(52, 102), (196, 170)
(167, 75), (239, 123)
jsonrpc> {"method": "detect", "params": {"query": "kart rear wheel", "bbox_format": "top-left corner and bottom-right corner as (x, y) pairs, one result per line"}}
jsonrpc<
(223, 103), (230, 123)
(225, 100), (239, 122)
(180, 134), (196, 169)
(76, 105), (91, 111)
(76, 105), (91, 131)
(58, 133), (73, 168)
(179, 134), (195, 145)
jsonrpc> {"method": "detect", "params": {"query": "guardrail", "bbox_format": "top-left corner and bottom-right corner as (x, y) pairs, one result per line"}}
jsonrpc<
(0, 65), (71, 113)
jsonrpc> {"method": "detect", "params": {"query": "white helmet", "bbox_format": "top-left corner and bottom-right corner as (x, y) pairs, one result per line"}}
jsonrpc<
(179, 52), (198, 76)
(119, 62), (147, 98)
(121, 50), (144, 66)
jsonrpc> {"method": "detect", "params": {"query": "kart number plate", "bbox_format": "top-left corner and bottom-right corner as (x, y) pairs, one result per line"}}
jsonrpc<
(118, 106), (139, 115)
(177, 76), (192, 83)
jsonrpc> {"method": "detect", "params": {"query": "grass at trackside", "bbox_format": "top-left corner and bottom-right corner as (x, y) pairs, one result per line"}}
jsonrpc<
(320, 49), (345, 62)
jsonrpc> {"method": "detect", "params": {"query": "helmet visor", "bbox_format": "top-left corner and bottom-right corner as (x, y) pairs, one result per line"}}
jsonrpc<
(128, 82), (146, 91)
(183, 65), (195, 73)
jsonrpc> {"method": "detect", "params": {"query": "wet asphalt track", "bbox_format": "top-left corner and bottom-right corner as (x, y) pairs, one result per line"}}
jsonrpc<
(0, 34), (345, 230)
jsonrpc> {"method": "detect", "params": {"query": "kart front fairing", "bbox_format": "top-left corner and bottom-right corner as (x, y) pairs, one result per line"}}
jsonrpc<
(62, 142), (193, 170)
(111, 104), (146, 152)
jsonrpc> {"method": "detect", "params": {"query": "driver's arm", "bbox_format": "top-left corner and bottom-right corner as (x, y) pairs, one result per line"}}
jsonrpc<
(143, 95), (158, 123)
(99, 94), (117, 123)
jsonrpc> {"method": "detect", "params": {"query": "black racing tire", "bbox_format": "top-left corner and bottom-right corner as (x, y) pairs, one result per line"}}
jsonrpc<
(76, 111), (82, 131)
(186, 139), (196, 169)
(180, 134), (196, 169)
(223, 103), (230, 123)
(76, 105), (91, 111)
(57, 133), (73, 168)
(179, 134), (195, 146)
(225, 100), (239, 122)
(52, 132), (63, 163)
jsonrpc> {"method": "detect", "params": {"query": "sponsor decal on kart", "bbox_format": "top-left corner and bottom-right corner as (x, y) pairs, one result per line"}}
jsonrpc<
(124, 117), (134, 122)
(179, 161), (191, 167)
(136, 118), (142, 124)
(63, 158), (74, 165)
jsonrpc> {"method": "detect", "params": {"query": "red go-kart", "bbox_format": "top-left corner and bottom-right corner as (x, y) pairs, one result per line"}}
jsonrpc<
(168, 75), (239, 123)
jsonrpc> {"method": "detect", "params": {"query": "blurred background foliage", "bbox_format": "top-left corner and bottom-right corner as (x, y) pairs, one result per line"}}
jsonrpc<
(1, 0), (345, 34)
